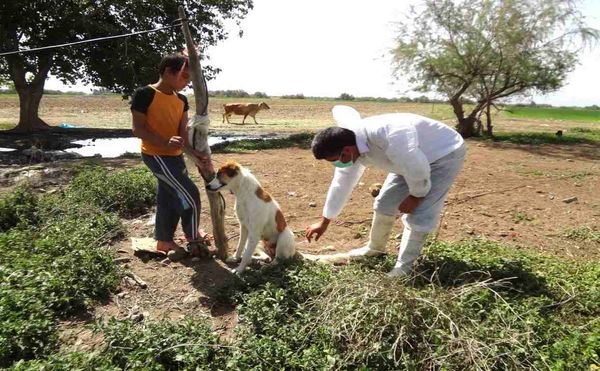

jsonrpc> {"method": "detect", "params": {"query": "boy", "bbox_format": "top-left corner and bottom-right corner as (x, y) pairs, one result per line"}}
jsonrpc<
(305, 105), (466, 276)
(131, 54), (210, 256)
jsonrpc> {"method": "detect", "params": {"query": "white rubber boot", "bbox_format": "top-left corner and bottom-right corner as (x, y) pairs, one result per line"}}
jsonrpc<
(387, 228), (428, 277)
(347, 212), (395, 257)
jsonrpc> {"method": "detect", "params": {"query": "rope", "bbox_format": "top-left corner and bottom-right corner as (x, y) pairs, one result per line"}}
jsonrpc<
(0, 21), (182, 56)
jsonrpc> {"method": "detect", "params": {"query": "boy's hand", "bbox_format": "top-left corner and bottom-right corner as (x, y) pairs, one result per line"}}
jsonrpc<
(305, 217), (330, 242)
(167, 136), (184, 148)
(399, 195), (423, 214)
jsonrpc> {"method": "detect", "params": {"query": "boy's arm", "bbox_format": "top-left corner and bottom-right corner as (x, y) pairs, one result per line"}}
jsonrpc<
(131, 110), (169, 148)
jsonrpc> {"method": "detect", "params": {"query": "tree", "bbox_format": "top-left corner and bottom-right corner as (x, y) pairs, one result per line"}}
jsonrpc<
(393, 0), (598, 137)
(0, 0), (253, 133)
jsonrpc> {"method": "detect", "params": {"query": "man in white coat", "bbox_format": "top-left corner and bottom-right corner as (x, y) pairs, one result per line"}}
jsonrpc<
(305, 106), (466, 276)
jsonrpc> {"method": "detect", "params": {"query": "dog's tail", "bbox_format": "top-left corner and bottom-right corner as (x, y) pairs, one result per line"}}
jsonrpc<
(275, 228), (296, 260)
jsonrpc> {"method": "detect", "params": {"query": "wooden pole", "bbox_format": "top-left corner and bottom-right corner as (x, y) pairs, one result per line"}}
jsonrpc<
(178, 5), (228, 260)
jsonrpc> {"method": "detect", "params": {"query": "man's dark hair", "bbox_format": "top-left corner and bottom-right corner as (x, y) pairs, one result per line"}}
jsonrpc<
(311, 127), (357, 159)
(158, 54), (188, 75)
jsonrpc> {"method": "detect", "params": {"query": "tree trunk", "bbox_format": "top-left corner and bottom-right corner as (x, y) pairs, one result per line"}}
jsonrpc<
(485, 102), (493, 137)
(450, 98), (476, 138)
(178, 6), (229, 261)
(7, 53), (54, 133)
(12, 83), (51, 132)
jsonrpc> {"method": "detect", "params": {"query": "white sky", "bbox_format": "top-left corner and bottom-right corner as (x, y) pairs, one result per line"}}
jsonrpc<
(46, 0), (600, 107)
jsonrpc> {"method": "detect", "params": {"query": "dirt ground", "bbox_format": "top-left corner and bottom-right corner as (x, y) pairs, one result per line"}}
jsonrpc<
(2, 136), (598, 352)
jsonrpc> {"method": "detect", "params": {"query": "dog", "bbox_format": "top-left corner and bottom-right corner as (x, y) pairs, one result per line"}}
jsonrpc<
(206, 161), (296, 274)
(222, 102), (270, 124)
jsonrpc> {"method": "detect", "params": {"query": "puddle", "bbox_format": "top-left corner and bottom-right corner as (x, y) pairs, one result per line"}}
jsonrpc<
(65, 136), (257, 158)
(0, 147), (17, 152)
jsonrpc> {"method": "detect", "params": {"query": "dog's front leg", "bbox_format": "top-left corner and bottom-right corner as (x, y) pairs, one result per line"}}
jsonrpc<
(227, 225), (248, 263)
(232, 233), (259, 275)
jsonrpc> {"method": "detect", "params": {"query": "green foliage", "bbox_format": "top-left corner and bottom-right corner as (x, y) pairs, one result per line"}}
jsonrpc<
(338, 93), (355, 101)
(252, 91), (269, 98)
(280, 93), (305, 99)
(0, 167), (159, 367)
(506, 106), (600, 122)
(19, 239), (600, 369)
(564, 226), (600, 243)
(0, 1), (254, 95)
(66, 165), (156, 217)
(393, 0), (598, 136)
(492, 129), (600, 145)
(212, 133), (314, 153)
(0, 184), (38, 232)
(209, 89), (250, 98)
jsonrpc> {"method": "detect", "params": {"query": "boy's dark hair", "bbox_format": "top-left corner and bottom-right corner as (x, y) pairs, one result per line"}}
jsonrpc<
(311, 127), (357, 159)
(158, 54), (188, 75)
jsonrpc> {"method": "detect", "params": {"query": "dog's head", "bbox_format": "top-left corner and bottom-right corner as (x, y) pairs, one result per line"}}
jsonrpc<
(206, 161), (242, 192)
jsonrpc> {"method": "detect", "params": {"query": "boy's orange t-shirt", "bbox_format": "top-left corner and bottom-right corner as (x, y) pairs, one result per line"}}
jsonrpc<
(130, 85), (189, 156)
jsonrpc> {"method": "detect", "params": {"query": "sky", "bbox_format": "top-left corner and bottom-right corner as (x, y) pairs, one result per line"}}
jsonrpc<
(46, 0), (600, 107)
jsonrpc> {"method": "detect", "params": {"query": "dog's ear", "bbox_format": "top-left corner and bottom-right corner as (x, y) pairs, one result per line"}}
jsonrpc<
(220, 161), (241, 178)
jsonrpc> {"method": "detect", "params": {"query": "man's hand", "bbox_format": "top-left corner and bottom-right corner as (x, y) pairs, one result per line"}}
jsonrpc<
(167, 136), (184, 149)
(305, 217), (331, 242)
(399, 195), (423, 214)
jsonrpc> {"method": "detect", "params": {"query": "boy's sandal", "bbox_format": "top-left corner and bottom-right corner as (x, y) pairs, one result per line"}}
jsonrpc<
(187, 241), (211, 259)
(167, 245), (189, 262)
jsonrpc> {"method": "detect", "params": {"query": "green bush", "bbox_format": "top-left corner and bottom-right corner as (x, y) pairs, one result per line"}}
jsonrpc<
(0, 166), (159, 367)
(0, 184), (38, 232)
(20, 239), (600, 369)
(66, 166), (156, 217)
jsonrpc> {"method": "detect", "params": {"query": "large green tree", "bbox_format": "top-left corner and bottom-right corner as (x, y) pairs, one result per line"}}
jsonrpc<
(0, 0), (253, 133)
(393, 0), (598, 137)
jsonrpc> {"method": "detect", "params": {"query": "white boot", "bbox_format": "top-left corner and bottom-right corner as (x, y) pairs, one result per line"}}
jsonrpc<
(387, 228), (427, 277)
(347, 212), (395, 257)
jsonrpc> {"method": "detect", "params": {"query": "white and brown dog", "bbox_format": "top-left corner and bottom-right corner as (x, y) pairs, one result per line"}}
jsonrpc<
(207, 161), (296, 274)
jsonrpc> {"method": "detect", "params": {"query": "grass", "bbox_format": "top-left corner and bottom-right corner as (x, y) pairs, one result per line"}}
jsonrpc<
(0, 166), (156, 367)
(492, 127), (600, 145)
(564, 226), (600, 243)
(10, 239), (600, 370)
(505, 106), (600, 122)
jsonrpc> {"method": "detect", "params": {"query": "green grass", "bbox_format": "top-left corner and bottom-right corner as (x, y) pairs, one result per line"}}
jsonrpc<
(564, 226), (600, 243)
(493, 126), (600, 145)
(506, 106), (600, 122)
(0, 166), (156, 368)
(12, 239), (600, 370)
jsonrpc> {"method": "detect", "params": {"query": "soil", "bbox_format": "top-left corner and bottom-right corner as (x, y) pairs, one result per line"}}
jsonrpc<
(1, 140), (597, 351)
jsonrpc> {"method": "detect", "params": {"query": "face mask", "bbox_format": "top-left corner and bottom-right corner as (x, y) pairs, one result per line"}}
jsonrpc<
(332, 152), (354, 168)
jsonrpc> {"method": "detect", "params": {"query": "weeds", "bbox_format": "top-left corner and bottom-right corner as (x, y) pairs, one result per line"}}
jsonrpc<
(13, 240), (600, 370)
(0, 167), (156, 367)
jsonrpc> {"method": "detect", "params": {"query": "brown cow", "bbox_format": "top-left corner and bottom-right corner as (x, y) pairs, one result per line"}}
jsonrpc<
(222, 102), (270, 124)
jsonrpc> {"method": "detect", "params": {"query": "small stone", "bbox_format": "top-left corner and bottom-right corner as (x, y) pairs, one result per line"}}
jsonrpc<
(308, 202), (317, 207)
(498, 231), (509, 237)
(322, 245), (336, 252)
(191, 257), (201, 263)
(562, 196), (578, 204)
(183, 293), (200, 304)
(287, 191), (297, 197)
(116, 292), (127, 299)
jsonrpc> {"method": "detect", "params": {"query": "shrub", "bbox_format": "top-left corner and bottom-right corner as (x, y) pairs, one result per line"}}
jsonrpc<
(66, 166), (156, 217)
(0, 184), (38, 232)
(0, 166), (158, 367)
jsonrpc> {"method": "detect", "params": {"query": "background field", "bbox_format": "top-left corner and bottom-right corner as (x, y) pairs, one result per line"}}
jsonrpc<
(1, 94), (598, 135)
